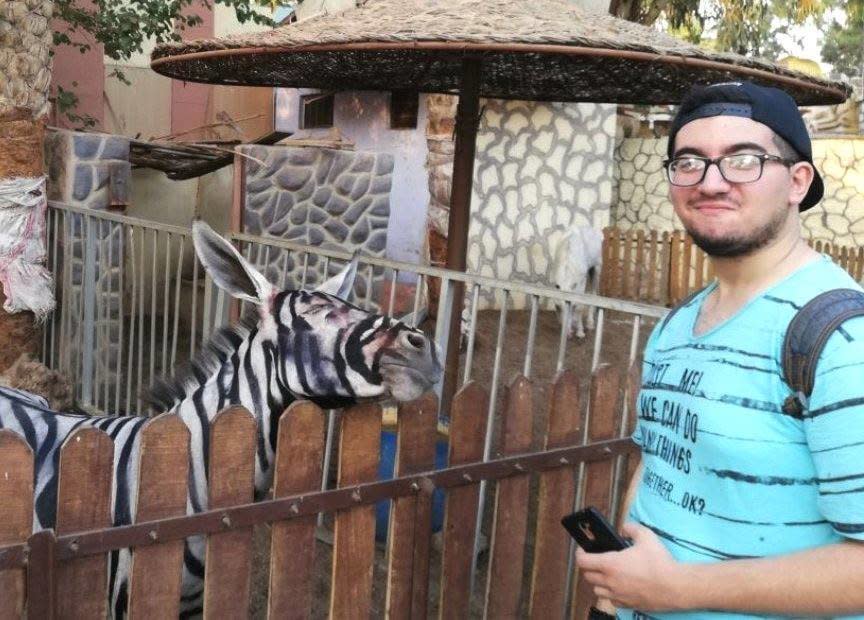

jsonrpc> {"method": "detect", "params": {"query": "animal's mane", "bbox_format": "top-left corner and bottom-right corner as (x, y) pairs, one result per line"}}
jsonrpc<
(146, 314), (258, 414)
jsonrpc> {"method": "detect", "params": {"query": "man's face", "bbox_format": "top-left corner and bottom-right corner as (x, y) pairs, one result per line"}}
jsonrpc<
(668, 116), (811, 257)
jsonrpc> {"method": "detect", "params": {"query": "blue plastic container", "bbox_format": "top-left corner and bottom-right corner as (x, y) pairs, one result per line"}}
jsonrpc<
(375, 430), (448, 541)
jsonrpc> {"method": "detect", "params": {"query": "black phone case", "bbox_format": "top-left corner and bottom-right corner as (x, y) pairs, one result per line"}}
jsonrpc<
(561, 506), (629, 553)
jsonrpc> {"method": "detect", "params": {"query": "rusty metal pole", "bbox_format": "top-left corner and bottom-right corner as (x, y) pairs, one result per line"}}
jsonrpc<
(439, 57), (482, 418)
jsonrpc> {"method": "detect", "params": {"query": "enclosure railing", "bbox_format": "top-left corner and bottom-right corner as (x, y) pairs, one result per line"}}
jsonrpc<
(44, 202), (667, 418)
(0, 371), (640, 619)
(39, 201), (668, 614)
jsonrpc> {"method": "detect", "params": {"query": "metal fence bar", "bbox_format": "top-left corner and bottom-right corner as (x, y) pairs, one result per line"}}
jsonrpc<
(590, 307), (606, 372)
(318, 409), (338, 529)
(556, 302), (572, 373)
(462, 283), (481, 385)
(387, 269), (398, 316)
(523, 294), (540, 378)
(125, 226), (137, 414)
(171, 236), (185, 371)
(149, 230), (158, 392)
(472, 289), (510, 591)
(278, 249), (290, 288)
(115, 222), (124, 414)
(162, 233), (172, 378)
(411, 273), (424, 326)
(190, 258), (199, 357)
(100, 220), (112, 411)
(80, 214), (96, 407)
(300, 253), (310, 289)
(137, 227), (147, 413)
(48, 208), (60, 369)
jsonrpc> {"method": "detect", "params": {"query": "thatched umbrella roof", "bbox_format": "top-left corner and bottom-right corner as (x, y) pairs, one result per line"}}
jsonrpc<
(151, 0), (849, 105)
(151, 0), (850, 414)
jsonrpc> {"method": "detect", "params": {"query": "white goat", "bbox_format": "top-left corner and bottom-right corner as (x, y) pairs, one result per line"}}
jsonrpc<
(552, 225), (603, 338)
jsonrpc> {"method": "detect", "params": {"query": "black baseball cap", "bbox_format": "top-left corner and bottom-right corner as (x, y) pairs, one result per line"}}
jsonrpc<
(667, 81), (823, 211)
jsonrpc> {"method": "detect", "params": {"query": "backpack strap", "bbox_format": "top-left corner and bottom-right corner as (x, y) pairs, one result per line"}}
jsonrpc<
(657, 285), (710, 337)
(781, 288), (864, 416)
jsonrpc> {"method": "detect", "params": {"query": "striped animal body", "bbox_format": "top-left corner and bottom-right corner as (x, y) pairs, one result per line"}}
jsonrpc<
(0, 221), (442, 617)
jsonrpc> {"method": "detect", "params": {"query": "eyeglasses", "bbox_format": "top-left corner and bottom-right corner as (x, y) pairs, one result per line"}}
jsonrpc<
(663, 153), (797, 187)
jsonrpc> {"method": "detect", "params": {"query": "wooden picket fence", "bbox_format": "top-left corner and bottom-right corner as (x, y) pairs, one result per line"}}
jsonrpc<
(602, 227), (864, 307)
(0, 363), (640, 619)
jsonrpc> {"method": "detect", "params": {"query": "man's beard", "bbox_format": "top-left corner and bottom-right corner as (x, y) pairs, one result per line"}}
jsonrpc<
(684, 205), (790, 258)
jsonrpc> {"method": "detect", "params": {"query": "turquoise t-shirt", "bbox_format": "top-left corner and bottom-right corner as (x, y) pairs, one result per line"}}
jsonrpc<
(624, 256), (864, 620)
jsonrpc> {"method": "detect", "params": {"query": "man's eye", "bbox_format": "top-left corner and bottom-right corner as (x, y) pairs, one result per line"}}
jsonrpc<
(726, 154), (761, 169)
(675, 159), (702, 172)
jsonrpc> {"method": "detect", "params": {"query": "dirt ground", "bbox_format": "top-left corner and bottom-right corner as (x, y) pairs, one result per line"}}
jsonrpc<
(247, 307), (658, 618)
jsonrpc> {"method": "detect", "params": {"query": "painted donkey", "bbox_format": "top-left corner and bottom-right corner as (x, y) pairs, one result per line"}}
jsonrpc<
(0, 220), (442, 617)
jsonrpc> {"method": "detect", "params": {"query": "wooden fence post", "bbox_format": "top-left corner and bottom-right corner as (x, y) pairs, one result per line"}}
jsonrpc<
(529, 370), (582, 619)
(647, 230), (658, 304)
(129, 413), (190, 619)
(621, 230), (633, 300)
(660, 231), (671, 306)
(681, 233), (693, 297)
(203, 406), (257, 619)
(669, 231), (683, 305)
(634, 229), (645, 301)
(484, 375), (533, 618)
(268, 401), (327, 620)
(330, 402), (381, 619)
(600, 227), (613, 296)
(385, 392), (438, 619)
(0, 430), (33, 618)
(617, 360), (643, 526)
(571, 364), (622, 620)
(55, 427), (114, 619)
(439, 381), (489, 619)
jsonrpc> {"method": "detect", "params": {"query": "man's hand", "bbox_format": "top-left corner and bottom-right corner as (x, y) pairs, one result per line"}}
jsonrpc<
(575, 522), (686, 612)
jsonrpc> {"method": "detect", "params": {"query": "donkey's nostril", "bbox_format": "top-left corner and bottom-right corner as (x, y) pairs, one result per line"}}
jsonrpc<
(406, 333), (426, 350)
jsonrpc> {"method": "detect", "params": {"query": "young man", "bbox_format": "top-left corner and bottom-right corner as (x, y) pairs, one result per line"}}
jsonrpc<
(576, 82), (864, 618)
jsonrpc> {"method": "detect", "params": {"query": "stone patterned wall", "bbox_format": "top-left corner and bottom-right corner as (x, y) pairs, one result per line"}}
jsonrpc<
(612, 135), (864, 247)
(802, 138), (864, 244)
(468, 100), (617, 309)
(240, 145), (393, 308)
(611, 135), (672, 230)
(44, 129), (130, 407)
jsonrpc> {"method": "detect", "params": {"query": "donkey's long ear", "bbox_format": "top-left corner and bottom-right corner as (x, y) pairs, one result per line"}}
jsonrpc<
(315, 252), (359, 300)
(192, 220), (274, 305)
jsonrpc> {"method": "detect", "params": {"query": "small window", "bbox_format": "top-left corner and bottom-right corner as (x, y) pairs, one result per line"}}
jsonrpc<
(300, 93), (334, 129)
(390, 90), (418, 129)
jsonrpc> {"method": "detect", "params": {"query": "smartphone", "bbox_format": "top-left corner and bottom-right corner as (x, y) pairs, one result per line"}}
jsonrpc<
(561, 506), (630, 553)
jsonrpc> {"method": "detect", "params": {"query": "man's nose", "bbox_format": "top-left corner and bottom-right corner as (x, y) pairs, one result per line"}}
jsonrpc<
(698, 162), (731, 193)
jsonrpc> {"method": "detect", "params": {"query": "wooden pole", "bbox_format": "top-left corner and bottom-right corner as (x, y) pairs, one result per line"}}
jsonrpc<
(0, 108), (45, 371)
(439, 57), (482, 417)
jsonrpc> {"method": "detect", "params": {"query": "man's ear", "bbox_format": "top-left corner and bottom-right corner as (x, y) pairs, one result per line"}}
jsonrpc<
(789, 162), (815, 208)
(192, 219), (275, 305)
(315, 252), (359, 299)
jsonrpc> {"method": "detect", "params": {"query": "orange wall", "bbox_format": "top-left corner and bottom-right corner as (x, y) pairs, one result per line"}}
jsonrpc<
(51, 1), (273, 140)
(50, 0), (104, 130)
(171, 0), (215, 137)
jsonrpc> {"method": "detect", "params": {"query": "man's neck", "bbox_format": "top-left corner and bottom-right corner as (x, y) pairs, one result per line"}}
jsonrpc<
(709, 224), (816, 306)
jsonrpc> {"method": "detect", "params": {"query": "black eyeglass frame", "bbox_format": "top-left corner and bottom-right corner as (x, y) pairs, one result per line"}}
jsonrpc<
(662, 153), (799, 187)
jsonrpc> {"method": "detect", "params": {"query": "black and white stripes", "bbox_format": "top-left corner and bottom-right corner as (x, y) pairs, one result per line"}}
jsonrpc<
(0, 221), (441, 617)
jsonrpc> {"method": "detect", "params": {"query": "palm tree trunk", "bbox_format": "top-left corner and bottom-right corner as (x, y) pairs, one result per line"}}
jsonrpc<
(0, 1), (54, 372)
